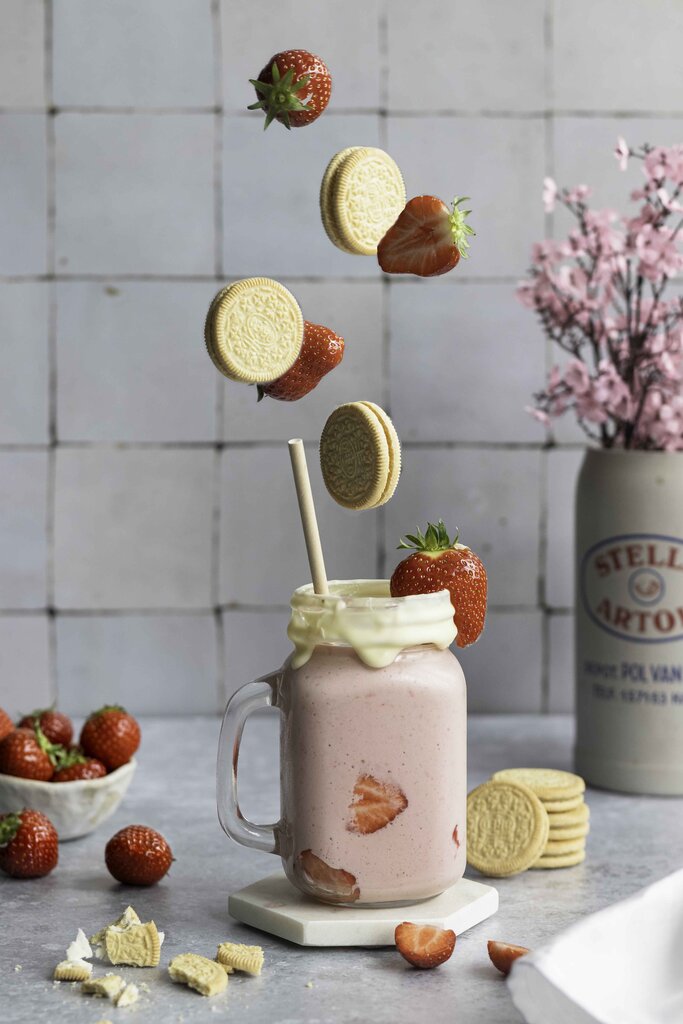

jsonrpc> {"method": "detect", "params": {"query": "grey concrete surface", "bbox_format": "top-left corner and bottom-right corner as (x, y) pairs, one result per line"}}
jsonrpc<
(2, 714), (681, 1023)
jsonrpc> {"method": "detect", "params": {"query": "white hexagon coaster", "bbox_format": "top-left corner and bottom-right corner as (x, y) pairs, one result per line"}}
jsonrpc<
(229, 872), (498, 947)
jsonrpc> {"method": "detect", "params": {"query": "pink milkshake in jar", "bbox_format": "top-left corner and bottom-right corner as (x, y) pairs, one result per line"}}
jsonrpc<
(217, 580), (466, 907)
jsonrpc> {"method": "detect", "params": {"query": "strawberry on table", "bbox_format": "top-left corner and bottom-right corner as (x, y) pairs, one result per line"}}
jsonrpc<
(248, 50), (332, 130)
(390, 520), (487, 648)
(0, 809), (58, 879)
(487, 939), (530, 976)
(377, 195), (474, 277)
(80, 705), (140, 771)
(395, 922), (456, 969)
(0, 725), (64, 781)
(258, 320), (344, 402)
(105, 825), (173, 886)
(18, 707), (73, 747)
(0, 707), (13, 743)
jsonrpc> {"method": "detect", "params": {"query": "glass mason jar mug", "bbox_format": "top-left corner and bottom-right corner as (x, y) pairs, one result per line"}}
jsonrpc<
(217, 580), (467, 907)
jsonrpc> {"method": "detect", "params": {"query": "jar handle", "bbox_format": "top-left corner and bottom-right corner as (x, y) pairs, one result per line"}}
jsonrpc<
(216, 670), (281, 855)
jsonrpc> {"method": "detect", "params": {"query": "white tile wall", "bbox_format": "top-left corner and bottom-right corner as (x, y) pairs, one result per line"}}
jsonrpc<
(0, 0), (45, 107)
(0, 283), (49, 443)
(0, 1), (679, 714)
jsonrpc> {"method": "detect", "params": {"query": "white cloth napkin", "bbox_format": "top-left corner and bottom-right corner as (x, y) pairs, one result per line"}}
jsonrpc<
(508, 868), (683, 1024)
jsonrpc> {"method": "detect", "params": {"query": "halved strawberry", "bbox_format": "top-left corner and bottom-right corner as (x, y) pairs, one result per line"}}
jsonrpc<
(347, 773), (408, 835)
(395, 922), (456, 969)
(296, 849), (360, 904)
(487, 940), (530, 976)
(258, 321), (344, 402)
(377, 195), (474, 277)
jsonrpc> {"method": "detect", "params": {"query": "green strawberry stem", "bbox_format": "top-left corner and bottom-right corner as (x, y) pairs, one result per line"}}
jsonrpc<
(247, 62), (311, 130)
(17, 701), (56, 723)
(34, 722), (68, 767)
(88, 704), (126, 719)
(397, 520), (461, 552)
(0, 812), (22, 847)
(53, 747), (87, 770)
(448, 197), (475, 259)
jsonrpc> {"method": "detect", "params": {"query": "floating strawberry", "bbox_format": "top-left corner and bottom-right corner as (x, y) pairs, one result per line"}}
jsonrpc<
(105, 825), (173, 886)
(53, 751), (107, 783)
(18, 707), (73, 747)
(0, 809), (58, 879)
(390, 520), (487, 648)
(0, 726), (64, 781)
(395, 922), (456, 969)
(296, 849), (360, 904)
(487, 940), (530, 976)
(248, 50), (332, 130)
(0, 707), (12, 743)
(377, 195), (474, 277)
(258, 321), (344, 402)
(80, 706), (140, 771)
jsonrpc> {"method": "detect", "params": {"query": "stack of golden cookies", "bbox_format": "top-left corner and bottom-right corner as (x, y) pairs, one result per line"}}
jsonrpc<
(467, 768), (589, 878)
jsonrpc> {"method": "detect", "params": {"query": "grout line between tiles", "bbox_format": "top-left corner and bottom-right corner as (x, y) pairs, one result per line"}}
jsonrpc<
(3, 107), (678, 118)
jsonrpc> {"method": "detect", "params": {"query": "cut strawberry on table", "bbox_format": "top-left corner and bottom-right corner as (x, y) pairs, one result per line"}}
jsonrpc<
(248, 50), (332, 130)
(18, 707), (73, 747)
(105, 825), (173, 886)
(80, 705), (141, 771)
(0, 707), (12, 743)
(377, 195), (474, 277)
(0, 809), (59, 879)
(395, 922), (456, 969)
(390, 520), (487, 648)
(258, 320), (344, 402)
(487, 939), (530, 976)
(347, 773), (408, 835)
(296, 849), (360, 904)
(0, 724), (66, 781)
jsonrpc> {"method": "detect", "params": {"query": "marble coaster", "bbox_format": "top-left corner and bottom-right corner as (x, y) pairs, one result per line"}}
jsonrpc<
(229, 872), (498, 947)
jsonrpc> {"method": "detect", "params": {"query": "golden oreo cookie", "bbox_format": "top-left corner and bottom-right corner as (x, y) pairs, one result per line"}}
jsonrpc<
(169, 953), (228, 997)
(491, 768), (585, 802)
(324, 147), (406, 256)
(320, 401), (400, 511)
(320, 147), (364, 254)
(547, 802), (589, 829)
(532, 848), (586, 870)
(466, 779), (549, 878)
(543, 837), (586, 856)
(542, 794), (584, 813)
(359, 402), (402, 508)
(205, 277), (304, 384)
(549, 822), (590, 841)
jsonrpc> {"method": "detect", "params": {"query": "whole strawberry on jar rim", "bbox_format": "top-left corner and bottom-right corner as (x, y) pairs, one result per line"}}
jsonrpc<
(390, 520), (487, 648)
(248, 50), (332, 130)
(80, 706), (141, 772)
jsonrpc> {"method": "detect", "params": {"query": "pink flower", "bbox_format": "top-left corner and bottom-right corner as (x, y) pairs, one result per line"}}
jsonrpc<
(566, 184), (592, 204)
(542, 177), (558, 213)
(615, 137), (629, 172)
(526, 406), (550, 425)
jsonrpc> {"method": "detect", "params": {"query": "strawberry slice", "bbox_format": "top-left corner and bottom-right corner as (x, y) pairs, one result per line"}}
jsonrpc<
(487, 940), (530, 976)
(377, 195), (474, 277)
(395, 922), (456, 969)
(453, 824), (461, 848)
(347, 773), (408, 835)
(296, 849), (360, 904)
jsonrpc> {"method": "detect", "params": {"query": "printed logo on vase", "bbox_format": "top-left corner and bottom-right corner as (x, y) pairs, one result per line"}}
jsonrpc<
(581, 534), (683, 644)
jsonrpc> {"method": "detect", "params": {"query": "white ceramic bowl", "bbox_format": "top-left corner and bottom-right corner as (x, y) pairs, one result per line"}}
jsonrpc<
(0, 758), (136, 841)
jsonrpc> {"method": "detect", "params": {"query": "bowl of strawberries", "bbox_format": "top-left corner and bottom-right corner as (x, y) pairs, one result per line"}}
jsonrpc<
(0, 705), (140, 841)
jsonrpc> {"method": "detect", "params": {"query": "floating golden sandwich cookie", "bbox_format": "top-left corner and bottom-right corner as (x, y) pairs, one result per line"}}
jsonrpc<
(216, 941), (265, 976)
(491, 768), (585, 803)
(104, 921), (161, 967)
(321, 147), (406, 255)
(205, 277), (304, 384)
(466, 779), (549, 878)
(169, 953), (228, 997)
(53, 960), (92, 982)
(320, 401), (401, 510)
(320, 147), (364, 254)
(532, 848), (586, 870)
